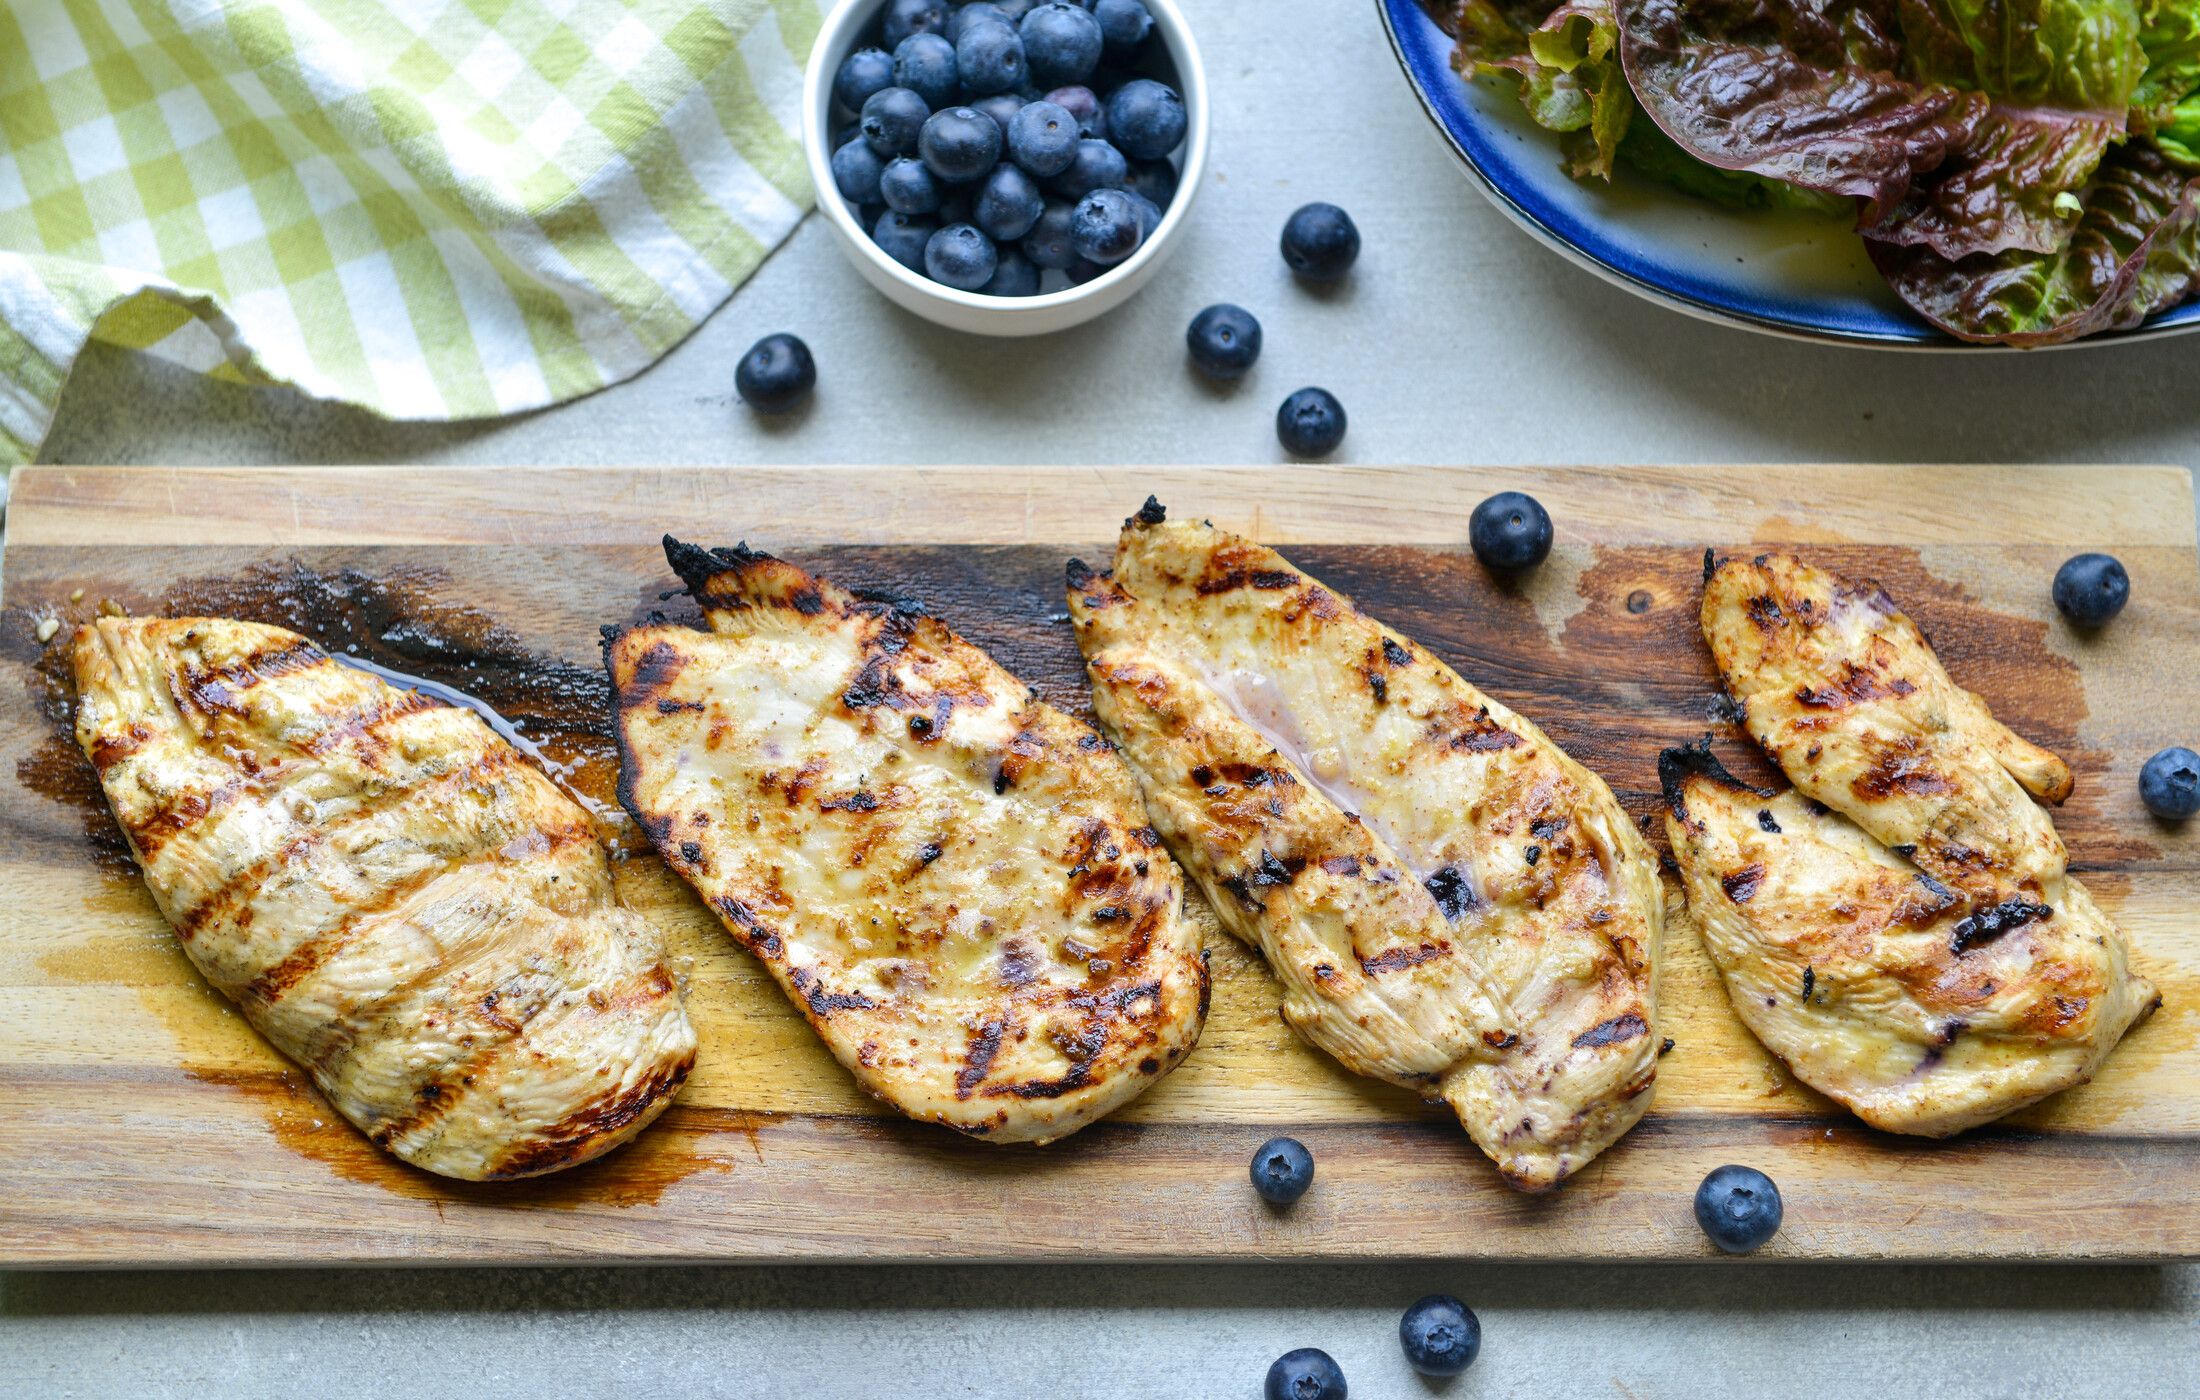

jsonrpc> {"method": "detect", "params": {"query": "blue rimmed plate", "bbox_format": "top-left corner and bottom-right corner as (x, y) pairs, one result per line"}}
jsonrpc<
(1377, 0), (2200, 349)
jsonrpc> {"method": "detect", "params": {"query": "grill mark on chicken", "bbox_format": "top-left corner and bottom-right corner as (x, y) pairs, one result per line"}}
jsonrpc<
(484, 1055), (694, 1180)
(74, 616), (696, 1180)
(1572, 1012), (1649, 1049)
(1360, 941), (1449, 975)
(172, 746), (525, 942)
(611, 539), (1207, 1145)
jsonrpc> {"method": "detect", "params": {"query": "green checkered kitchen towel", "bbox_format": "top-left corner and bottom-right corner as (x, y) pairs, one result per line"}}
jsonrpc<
(0, 0), (822, 468)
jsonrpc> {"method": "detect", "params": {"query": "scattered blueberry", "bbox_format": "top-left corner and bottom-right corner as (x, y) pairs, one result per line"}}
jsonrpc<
(1264, 1348), (1346, 1400)
(1121, 155), (1177, 205)
(925, 222), (999, 290)
(972, 92), (1026, 138)
(1047, 136), (1127, 200)
(2141, 746), (2200, 819)
(981, 247), (1042, 296)
(892, 31), (960, 109)
(1070, 187), (1142, 263)
(1105, 77), (1184, 160)
(879, 155), (941, 214)
(872, 209), (938, 272)
(919, 105), (1004, 181)
(1020, 2), (1103, 87)
(1094, 0), (1152, 52)
(1281, 202), (1360, 283)
(2052, 552), (2129, 628)
(1187, 303), (1261, 379)
(830, 137), (886, 204)
(1468, 491), (1553, 574)
(860, 86), (930, 157)
(1007, 100), (1080, 176)
(881, 0), (949, 46)
(1021, 197), (1080, 268)
(1044, 83), (1107, 139)
(1249, 1135), (1314, 1204)
(947, 1), (1011, 40)
(1276, 388), (1346, 459)
(1694, 1164), (1783, 1254)
(955, 20), (1026, 95)
(976, 162), (1045, 241)
(833, 47), (897, 112)
(1398, 1295), (1480, 1377)
(734, 333), (815, 414)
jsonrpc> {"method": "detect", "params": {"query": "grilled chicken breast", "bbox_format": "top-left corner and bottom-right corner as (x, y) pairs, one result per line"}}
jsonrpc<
(605, 537), (1208, 1144)
(1066, 502), (1661, 1190)
(1665, 552), (2157, 1135)
(73, 617), (697, 1180)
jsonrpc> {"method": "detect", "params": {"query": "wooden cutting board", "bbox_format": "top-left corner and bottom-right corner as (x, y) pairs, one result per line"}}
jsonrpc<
(3, 464), (2195, 1266)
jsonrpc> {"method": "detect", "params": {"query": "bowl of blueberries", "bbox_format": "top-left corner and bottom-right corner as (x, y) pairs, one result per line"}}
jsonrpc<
(803, 0), (1207, 335)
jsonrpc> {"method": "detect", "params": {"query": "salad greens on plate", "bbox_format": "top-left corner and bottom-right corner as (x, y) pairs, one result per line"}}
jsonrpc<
(1436, 0), (2200, 344)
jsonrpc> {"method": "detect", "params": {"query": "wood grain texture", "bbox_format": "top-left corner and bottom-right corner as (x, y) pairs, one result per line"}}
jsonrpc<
(2, 465), (2194, 1266)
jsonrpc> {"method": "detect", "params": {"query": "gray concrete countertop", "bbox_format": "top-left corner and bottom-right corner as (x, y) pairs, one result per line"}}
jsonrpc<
(6, 1), (2197, 1395)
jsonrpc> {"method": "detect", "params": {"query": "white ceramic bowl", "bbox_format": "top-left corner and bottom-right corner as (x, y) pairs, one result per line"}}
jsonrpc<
(803, 0), (1208, 336)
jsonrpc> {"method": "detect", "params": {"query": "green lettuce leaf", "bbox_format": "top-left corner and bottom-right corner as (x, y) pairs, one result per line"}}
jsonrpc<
(1612, 122), (1853, 214)
(1452, 0), (1635, 177)
(2132, 0), (2200, 128)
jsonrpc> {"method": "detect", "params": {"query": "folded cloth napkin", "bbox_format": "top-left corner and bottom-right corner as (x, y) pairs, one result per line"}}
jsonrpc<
(0, 0), (821, 467)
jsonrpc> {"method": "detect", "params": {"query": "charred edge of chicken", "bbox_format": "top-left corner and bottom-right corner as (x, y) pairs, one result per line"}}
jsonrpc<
(662, 533), (773, 595)
(1127, 495), (1167, 529)
(1658, 738), (1773, 820)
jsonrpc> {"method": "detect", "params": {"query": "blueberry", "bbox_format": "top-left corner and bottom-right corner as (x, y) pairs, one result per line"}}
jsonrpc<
(956, 19), (1026, 94)
(1468, 491), (1553, 573)
(882, 0), (949, 46)
(981, 247), (1041, 296)
(1044, 83), (1107, 138)
(1281, 202), (1360, 283)
(892, 32), (959, 110)
(925, 222), (998, 290)
(1007, 100), (1079, 176)
(1121, 155), (1177, 206)
(1070, 188), (1141, 264)
(1264, 1348), (1346, 1400)
(992, 0), (1037, 16)
(1276, 388), (1346, 459)
(2141, 746), (2200, 819)
(2052, 552), (2129, 628)
(1187, 304), (1260, 380)
(1021, 197), (1080, 269)
(975, 162), (1045, 240)
(1067, 256), (1108, 284)
(947, 1), (1011, 40)
(917, 107), (1003, 182)
(1694, 1164), (1783, 1254)
(1105, 78), (1184, 160)
(1249, 1135), (1314, 1204)
(830, 137), (886, 204)
(1093, 0), (1152, 52)
(872, 209), (938, 272)
(833, 47), (897, 112)
(861, 86), (930, 157)
(1123, 190), (1162, 238)
(972, 92), (1026, 138)
(734, 333), (815, 414)
(937, 183), (977, 226)
(1020, 2), (1103, 87)
(1398, 1295), (1480, 1377)
(1047, 137), (1126, 200)
(879, 156), (941, 214)
(858, 200), (888, 229)
(835, 120), (861, 150)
